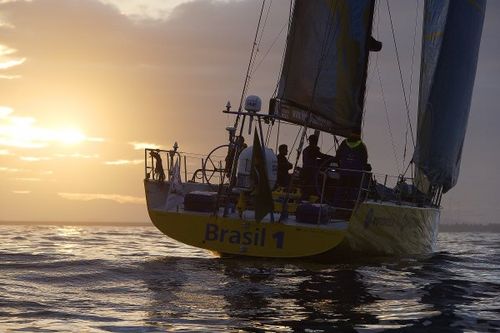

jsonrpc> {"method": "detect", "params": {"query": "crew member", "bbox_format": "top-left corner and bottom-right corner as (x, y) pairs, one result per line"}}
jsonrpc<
(301, 134), (331, 199)
(149, 150), (165, 182)
(336, 133), (368, 171)
(276, 144), (293, 188)
(335, 133), (369, 205)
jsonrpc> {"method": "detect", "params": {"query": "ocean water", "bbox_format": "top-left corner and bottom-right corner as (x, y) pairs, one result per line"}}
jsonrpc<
(0, 225), (499, 332)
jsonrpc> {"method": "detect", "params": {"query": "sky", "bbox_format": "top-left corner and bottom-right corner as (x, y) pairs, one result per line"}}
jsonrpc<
(0, 0), (498, 224)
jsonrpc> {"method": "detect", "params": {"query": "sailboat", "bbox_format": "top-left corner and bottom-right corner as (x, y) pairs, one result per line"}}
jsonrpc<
(144, 0), (486, 258)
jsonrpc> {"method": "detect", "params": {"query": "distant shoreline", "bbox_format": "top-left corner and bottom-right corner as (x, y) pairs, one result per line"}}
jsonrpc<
(439, 223), (500, 233)
(0, 221), (498, 232)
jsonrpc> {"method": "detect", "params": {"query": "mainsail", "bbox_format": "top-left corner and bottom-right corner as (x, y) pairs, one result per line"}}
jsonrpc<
(413, 0), (486, 193)
(270, 0), (377, 137)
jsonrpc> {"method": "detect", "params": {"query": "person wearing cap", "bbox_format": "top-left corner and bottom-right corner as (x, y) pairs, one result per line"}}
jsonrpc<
(301, 134), (331, 199)
(335, 133), (369, 209)
(336, 133), (368, 171)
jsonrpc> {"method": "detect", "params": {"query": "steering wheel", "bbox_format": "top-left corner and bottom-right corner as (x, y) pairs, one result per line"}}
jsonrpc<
(314, 157), (339, 204)
(202, 144), (230, 189)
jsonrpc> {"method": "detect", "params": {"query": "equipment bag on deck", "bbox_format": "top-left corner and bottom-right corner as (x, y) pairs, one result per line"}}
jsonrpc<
(295, 203), (330, 224)
(184, 191), (218, 212)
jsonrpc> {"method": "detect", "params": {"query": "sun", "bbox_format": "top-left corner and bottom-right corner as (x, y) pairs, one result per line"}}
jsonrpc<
(0, 108), (88, 147)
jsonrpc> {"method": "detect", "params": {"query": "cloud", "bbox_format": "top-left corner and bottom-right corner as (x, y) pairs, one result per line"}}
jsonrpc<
(0, 106), (13, 117)
(0, 44), (17, 56)
(13, 177), (41, 181)
(58, 192), (144, 204)
(130, 142), (161, 150)
(54, 153), (99, 159)
(0, 74), (21, 79)
(97, 0), (246, 21)
(0, 0), (31, 4)
(0, 166), (52, 175)
(12, 190), (30, 194)
(0, 44), (25, 76)
(20, 156), (51, 162)
(0, 166), (22, 172)
(0, 57), (25, 69)
(98, 0), (197, 20)
(0, 148), (9, 155)
(104, 159), (142, 165)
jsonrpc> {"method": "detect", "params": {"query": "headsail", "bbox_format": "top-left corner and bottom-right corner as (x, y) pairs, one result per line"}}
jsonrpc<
(270, 0), (378, 137)
(413, 0), (486, 193)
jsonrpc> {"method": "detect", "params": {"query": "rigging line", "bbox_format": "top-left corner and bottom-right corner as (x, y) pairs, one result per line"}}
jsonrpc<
(386, 0), (415, 149)
(376, 53), (401, 173)
(403, 0), (421, 167)
(250, 21), (287, 78)
(235, 0), (266, 126)
(256, 0), (273, 57)
(407, 0), (421, 114)
(273, 0), (295, 97)
(324, 134), (338, 155)
(289, 125), (302, 161)
(247, 0), (273, 81)
(275, 119), (281, 153)
(265, 122), (273, 146)
(401, 160), (413, 180)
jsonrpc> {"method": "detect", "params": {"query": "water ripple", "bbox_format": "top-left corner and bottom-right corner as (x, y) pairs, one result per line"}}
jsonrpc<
(0, 226), (498, 332)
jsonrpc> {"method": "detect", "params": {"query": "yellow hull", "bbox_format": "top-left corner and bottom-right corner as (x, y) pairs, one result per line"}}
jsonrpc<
(148, 209), (347, 258)
(145, 180), (440, 258)
(344, 201), (440, 255)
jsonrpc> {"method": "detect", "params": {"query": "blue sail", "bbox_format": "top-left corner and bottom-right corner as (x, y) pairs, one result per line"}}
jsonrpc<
(271, 0), (376, 137)
(413, 0), (486, 193)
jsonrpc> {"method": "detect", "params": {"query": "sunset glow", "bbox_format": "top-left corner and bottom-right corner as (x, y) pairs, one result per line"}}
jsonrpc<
(0, 0), (497, 226)
(0, 108), (87, 148)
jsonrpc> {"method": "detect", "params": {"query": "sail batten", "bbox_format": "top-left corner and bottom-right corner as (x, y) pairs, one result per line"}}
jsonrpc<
(271, 0), (376, 137)
(414, 0), (486, 193)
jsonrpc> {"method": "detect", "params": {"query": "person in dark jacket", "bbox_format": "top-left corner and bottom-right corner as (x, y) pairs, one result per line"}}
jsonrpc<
(276, 144), (293, 188)
(335, 133), (369, 209)
(336, 133), (368, 171)
(301, 134), (331, 199)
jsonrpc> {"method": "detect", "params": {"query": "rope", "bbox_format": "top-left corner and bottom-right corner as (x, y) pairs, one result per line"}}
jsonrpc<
(235, 0), (267, 128)
(372, 2), (400, 173)
(376, 56), (401, 172)
(275, 119), (281, 153)
(386, 0), (415, 149)
(402, 0), (421, 168)
(251, 21), (287, 78)
(273, 0), (294, 97)
(265, 122), (273, 146)
(247, 0), (274, 82)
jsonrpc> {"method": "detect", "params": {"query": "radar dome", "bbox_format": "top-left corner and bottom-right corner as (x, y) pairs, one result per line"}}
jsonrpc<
(244, 95), (262, 112)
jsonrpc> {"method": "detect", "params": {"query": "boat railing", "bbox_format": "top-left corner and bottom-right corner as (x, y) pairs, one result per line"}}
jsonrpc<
(370, 173), (439, 207)
(144, 148), (439, 223)
(312, 167), (373, 220)
(144, 148), (228, 186)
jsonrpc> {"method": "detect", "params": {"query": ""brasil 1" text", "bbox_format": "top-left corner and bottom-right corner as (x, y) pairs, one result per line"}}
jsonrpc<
(204, 223), (285, 249)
